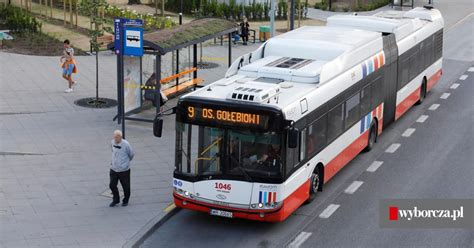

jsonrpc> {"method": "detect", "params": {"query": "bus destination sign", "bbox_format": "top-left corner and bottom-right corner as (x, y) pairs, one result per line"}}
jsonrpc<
(184, 106), (270, 129)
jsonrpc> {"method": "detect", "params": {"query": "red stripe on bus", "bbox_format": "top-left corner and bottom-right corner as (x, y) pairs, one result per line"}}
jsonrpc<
(395, 86), (421, 120)
(374, 57), (379, 70)
(273, 192), (277, 203)
(427, 69), (442, 92)
(174, 180), (310, 222)
(379, 53), (384, 66)
(324, 129), (370, 183)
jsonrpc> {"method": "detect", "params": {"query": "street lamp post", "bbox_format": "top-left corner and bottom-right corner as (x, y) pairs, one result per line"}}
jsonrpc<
(290, 0), (295, 30)
(270, 0), (275, 37)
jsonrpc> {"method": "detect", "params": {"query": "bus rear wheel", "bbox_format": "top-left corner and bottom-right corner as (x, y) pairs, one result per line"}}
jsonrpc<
(306, 169), (320, 204)
(416, 78), (427, 105)
(364, 123), (377, 152)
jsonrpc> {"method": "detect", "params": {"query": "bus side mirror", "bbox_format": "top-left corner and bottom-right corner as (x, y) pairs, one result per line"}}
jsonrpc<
(288, 127), (299, 148)
(153, 118), (163, 137)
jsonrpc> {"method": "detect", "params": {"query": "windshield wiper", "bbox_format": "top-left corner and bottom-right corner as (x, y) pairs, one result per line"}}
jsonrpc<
(235, 165), (253, 181)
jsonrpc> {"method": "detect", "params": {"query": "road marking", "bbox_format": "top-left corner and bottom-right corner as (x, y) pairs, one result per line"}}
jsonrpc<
(459, 75), (468, 80)
(367, 161), (383, 172)
(385, 143), (401, 153)
(319, 204), (340, 219)
(429, 104), (440, 111)
(450, 83), (460, 89)
(416, 115), (429, 123)
(440, 93), (450, 99)
(468, 67), (474, 72)
(288, 232), (312, 248)
(447, 12), (474, 31)
(344, 181), (364, 194)
(163, 202), (176, 213)
(402, 128), (416, 137)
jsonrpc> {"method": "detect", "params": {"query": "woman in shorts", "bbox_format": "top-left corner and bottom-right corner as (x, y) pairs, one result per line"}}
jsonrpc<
(60, 40), (77, 93)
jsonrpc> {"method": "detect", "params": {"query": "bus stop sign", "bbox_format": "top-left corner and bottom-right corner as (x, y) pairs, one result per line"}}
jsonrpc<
(114, 18), (144, 56)
(123, 26), (143, 56)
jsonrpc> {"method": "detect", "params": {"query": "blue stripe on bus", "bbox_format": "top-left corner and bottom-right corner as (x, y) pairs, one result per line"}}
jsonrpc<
(360, 119), (365, 134)
(368, 61), (373, 74)
(366, 112), (371, 128)
(362, 63), (367, 78)
(259, 191), (262, 203)
(263, 192), (267, 204)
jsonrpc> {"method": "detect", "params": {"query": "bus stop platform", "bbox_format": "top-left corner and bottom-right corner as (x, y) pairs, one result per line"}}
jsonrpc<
(0, 40), (257, 247)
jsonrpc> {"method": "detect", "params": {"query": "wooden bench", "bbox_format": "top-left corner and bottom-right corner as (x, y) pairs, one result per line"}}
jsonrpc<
(90, 34), (113, 53)
(162, 78), (203, 99)
(143, 68), (203, 106)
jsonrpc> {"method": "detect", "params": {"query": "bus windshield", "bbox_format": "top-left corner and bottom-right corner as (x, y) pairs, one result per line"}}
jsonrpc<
(175, 122), (283, 182)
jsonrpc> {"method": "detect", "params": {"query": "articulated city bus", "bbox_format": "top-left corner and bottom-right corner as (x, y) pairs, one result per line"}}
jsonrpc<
(170, 7), (444, 222)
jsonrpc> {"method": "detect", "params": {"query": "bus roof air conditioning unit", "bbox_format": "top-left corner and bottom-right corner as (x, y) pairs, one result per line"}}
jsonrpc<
(227, 84), (280, 103)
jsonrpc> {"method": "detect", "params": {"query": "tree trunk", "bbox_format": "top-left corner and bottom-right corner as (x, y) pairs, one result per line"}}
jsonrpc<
(75, 0), (78, 27)
(63, 0), (66, 26)
(96, 50), (99, 102)
(69, 0), (73, 28)
(161, 0), (164, 16)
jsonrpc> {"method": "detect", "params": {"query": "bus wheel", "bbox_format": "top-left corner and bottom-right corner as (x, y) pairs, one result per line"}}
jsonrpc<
(306, 169), (320, 204)
(364, 123), (377, 152)
(416, 78), (427, 105)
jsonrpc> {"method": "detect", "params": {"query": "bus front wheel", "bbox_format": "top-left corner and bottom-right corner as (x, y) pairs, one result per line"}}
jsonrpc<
(306, 169), (320, 204)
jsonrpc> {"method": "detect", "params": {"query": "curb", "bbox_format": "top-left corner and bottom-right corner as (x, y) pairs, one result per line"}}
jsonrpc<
(122, 206), (181, 248)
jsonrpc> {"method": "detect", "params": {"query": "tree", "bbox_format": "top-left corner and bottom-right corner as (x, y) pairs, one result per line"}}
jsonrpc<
(87, 0), (112, 106)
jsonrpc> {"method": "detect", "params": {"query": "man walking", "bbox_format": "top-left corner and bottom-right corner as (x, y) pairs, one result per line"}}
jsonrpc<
(109, 130), (135, 207)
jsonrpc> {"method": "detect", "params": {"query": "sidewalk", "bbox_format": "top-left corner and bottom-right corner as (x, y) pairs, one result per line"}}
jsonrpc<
(0, 41), (258, 248)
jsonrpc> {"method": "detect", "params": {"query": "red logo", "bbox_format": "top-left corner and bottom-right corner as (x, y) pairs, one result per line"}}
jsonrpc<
(389, 206), (398, 221)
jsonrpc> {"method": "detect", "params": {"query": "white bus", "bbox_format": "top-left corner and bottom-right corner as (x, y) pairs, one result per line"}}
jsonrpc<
(170, 7), (443, 222)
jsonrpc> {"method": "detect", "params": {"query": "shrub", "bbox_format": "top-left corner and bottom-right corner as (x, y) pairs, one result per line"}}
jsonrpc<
(314, 0), (328, 10)
(0, 5), (41, 34)
(355, 0), (391, 12)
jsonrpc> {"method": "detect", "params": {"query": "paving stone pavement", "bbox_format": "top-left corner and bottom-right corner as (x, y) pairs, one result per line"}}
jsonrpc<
(0, 41), (258, 247)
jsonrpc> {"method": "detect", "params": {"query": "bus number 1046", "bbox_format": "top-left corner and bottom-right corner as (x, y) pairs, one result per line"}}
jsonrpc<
(215, 183), (231, 191)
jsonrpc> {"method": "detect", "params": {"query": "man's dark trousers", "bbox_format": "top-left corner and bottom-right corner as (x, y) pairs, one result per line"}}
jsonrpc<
(109, 169), (131, 204)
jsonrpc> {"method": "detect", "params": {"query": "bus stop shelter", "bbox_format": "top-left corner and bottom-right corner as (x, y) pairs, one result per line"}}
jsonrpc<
(113, 18), (238, 126)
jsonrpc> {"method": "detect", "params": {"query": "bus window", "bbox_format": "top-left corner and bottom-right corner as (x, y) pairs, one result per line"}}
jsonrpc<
(400, 56), (409, 88)
(424, 38), (434, 70)
(286, 136), (298, 176)
(300, 128), (306, 161)
(197, 127), (224, 174)
(409, 50), (419, 80)
(175, 123), (222, 176)
(360, 85), (371, 115)
(306, 115), (327, 157)
(327, 103), (344, 142)
(176, 123), (199, 175)
(227, 131), (282, 178)
(345, 92), (360, 129)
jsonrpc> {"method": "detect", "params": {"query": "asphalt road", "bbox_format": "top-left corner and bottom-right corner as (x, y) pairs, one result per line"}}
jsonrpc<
(141, 3), (474, 248)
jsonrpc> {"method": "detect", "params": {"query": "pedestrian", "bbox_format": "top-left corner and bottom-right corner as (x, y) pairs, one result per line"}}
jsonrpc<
(240, 17), (250, 45)
(60, 39), (77, 93)
(109, 130), (135, 207)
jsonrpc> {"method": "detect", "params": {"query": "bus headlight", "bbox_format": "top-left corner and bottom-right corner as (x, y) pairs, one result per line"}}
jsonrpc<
(258, 203), (264, 208)
(251, 204), (257, 208)
(184, 191), (190, 196)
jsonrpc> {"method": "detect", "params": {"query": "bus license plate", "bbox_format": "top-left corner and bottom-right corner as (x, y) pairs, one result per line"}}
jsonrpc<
(210, 209), (233, 218)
